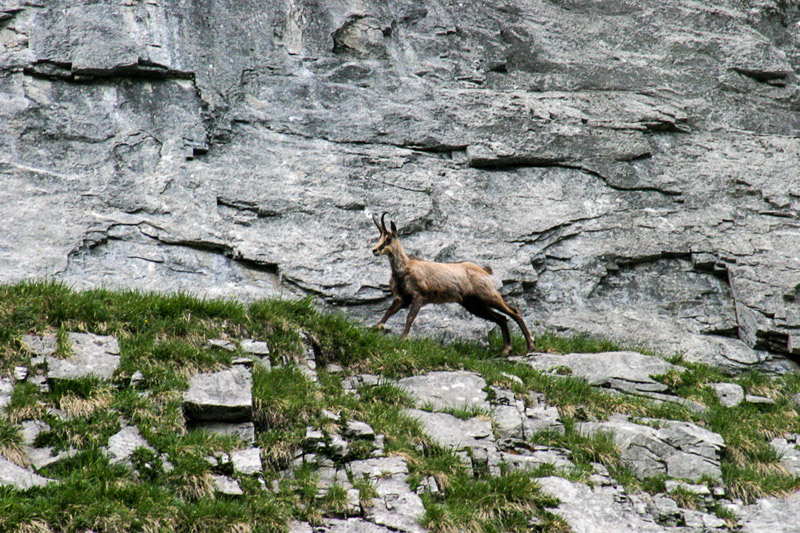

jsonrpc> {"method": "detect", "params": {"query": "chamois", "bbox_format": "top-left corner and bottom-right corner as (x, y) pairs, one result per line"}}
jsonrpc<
(371, 213), (535, 355)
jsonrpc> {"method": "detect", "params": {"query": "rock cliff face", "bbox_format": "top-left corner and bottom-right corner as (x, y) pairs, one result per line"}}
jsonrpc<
(2, 0), (799, 370)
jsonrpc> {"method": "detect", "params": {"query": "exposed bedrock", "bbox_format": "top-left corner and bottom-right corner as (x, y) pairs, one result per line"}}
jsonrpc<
(1, 0), (799, 370)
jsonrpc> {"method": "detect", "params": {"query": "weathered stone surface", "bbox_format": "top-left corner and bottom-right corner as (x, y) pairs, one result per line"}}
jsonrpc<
(199, 421), (256, 444)
(397, 371), (489, 411)
(0, 456), (55, 490)
(212, 474), (244, 496)
(520, 352), (681, 395)
(21, 334), (57, 363)
(493, 404), (526, 440)
(499, 446), (574, 473)
(0, 377), (12, 412)
(317, 519), (397, 533)
(737, 491), (800, 533)
(493, 392), (563, 441)
(746, 394), (776, 405)
(347, 457), (424, 533)
(578, 416), (725, 481)
(105, 425), (154, 465)
(20, 420), (49, 445)
(709, 382), (745, 408)
(46, 333), (120, 381)
(538, 476), (669, 533)
(404, 409), (493, 452)
(343, 420), (375, 440)
(25, 446), (76, 470)
(240, 339), (270, 356)
(183, 365), (252, 422)
(2, 0), (800, 373)
(231, 447), (262, 475)
(770, 435), (800, 475)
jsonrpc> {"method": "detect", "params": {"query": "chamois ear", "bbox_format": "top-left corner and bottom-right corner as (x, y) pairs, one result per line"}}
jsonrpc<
(390, 221), (397, 235)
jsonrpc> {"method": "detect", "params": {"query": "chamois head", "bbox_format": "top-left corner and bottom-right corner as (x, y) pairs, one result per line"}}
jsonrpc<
(372, 212), (399, 257)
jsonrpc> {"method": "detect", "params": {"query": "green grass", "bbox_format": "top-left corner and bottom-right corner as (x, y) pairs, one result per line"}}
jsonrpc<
(1, 280), (800, 531)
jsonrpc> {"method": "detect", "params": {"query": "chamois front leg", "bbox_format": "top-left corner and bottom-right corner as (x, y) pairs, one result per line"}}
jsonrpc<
(401, 297), (423, 340)
(374, 297), (405, 330)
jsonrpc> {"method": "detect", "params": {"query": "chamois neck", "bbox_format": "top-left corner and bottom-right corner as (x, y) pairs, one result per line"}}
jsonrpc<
(388, 241), (410, 274)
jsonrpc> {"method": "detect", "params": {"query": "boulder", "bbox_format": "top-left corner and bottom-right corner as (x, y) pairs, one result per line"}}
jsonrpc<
(212, 474), (243, 496)
(709, 383), (745, 408)
(397, 371), (489, 411)
(578, 416), (724, 481)
(231, 447), (262, 475)
(46, 333), (120, 381)
(343, 420), (375, 440)
(182, 365), (252, 422)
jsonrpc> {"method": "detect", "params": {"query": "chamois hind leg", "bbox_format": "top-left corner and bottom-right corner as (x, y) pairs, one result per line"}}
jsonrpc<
(461, 298), (513, 355)
(491, 298), (536, 353)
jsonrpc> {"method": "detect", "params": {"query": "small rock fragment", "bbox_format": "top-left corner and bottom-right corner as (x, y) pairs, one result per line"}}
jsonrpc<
(212, 474), (243, 496)
(231, 447), (262, 475)
(709, 382), (744, 408)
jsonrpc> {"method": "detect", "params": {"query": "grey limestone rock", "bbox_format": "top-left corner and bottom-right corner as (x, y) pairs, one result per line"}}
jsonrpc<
(0, 456), (55, 490)
(0, 377), (12, 412)
(538, 476), (669, 533)
(316, 519), (398, 533)
(46, 332), (120, 381)
(499, 445), (574, 473)
(745, 394), (776, 405)
(182, 365), (252, 422)
(198, 421), (256, 444)
(404, 409), (493, 453)
(578, 416), (725, 481)
(105, 425), (154, 465)
(20, 420), (49, 445)
(709, 382), (745, 408)
(520, 351), (682, 396)
(240, 339), (270, 356)
(397, 371), (489, 411)
(347, 457), (424, 533)
(231, 447), (262, 475)
(26, 446), (77, 470)
(737, 491), (800, 532)
(770, 436), (800, 475)
(212, 474), (244, 496)
(343, 420), (375, 440)
(21, 334), (57, 360)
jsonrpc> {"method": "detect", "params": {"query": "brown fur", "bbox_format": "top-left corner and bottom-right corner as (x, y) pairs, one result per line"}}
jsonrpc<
(371, 213), (535, 355)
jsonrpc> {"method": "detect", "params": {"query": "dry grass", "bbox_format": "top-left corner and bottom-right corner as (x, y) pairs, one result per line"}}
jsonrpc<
(58, 390), (113, 419)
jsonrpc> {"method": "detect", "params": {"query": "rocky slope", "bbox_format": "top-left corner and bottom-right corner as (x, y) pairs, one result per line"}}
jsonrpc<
(1, 0), (799, 371)
(6, 326), (800, 532)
